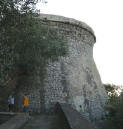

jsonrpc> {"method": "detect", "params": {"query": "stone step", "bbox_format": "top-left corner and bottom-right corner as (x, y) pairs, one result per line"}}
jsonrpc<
(0, 113), (30, 129)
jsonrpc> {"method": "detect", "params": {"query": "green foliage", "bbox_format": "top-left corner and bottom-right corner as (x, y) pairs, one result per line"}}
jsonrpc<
(104, 91), (123, 129)
(103, 84), (123, 129)
(104, 83), (121, 97)
(0, 0), (68, 90)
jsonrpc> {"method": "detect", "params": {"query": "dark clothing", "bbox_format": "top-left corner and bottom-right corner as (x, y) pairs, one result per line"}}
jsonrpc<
(9, 104), (14, 112)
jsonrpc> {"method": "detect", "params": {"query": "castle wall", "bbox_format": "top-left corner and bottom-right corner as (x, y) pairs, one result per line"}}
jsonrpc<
(37, 14), (108, 120)
(26, 14), (108, 121)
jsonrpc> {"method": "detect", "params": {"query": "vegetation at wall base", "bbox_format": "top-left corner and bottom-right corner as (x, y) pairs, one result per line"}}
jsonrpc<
(103, 84), (123, 129)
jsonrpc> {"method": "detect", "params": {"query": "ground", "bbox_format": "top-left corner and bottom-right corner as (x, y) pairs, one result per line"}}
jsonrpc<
(21, 114), (66, 129)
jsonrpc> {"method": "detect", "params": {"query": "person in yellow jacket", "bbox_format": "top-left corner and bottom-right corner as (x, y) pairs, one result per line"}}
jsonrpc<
(23, 96), (29, 112)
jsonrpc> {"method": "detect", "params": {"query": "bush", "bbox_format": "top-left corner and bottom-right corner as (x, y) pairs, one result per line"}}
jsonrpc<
(104, 92), (123, 129)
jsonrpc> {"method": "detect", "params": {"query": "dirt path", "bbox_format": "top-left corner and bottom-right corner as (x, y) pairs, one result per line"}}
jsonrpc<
(21, 114), (62, 129)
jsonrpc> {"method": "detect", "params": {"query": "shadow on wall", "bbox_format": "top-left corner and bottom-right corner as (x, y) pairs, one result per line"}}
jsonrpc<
(55, 103), (97, 129)
(0, 87), (12, 112)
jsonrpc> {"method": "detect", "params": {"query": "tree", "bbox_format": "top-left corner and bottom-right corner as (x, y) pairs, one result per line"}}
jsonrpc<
(0, 0), (67, 111)
(104, 83), (121, 97)
(0, 0), (68, 90)
(104, 92), (123, 129)
(103, 84), (123, 129)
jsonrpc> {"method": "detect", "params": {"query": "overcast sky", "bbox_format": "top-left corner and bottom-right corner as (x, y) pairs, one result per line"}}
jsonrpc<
(37, 0), (123, 85)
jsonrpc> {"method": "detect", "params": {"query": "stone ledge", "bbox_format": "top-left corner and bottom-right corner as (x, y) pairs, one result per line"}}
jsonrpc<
(56, 103), (98, 129)
(0, 113), (30, 129)
(39, 13), (96, 41)
(0, 112), (16, 115)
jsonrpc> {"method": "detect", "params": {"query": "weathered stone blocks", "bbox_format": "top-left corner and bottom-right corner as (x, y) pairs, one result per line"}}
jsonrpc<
(30, 14), (108, 120)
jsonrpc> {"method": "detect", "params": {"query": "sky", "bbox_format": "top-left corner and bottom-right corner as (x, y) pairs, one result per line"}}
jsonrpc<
(37, 0), (123, 85)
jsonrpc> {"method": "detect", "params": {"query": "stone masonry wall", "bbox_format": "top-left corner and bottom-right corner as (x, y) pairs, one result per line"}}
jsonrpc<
(27, 14), (108, 121)
(36, 14), (108, 121)
(28, 90), (41, 113)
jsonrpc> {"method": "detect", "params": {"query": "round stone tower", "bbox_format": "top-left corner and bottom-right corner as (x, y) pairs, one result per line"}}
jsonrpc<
(30, 14), (108, 120)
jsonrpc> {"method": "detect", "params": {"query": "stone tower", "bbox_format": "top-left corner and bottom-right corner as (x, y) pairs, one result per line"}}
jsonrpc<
(29, 14), (108, 120)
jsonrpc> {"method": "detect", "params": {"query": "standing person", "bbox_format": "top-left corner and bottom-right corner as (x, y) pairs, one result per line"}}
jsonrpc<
(8, 95), (14, 112)
(23, 95), (29, 113)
